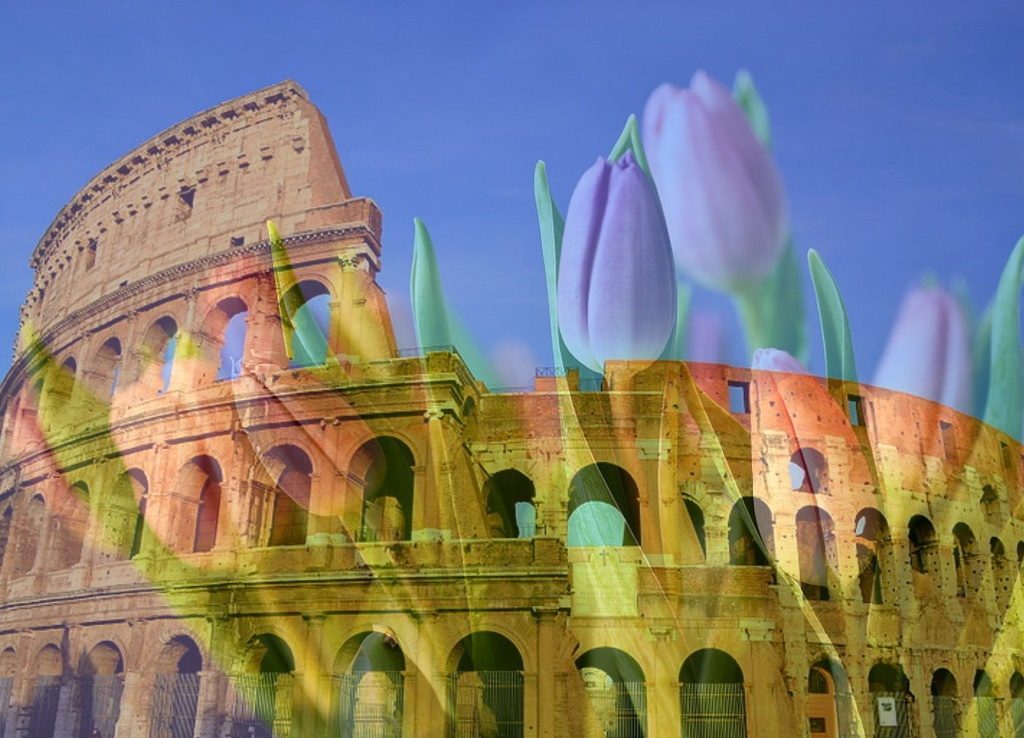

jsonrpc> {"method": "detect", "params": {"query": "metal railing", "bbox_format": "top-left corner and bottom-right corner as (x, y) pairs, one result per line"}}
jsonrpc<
(1011, 697), (1024, 738)
(679, 683), (745, 738)
(230, 673), (294, 738)
(149, 672), (200, 738)
(0, 677), (12, 736)
(447, 671), (523, 738)
(975, 696), (998, 738)
(582, 680), (647, 738)
(336, 671), (404, 738)
(27, 676), (62, 738)
(76, 674), (124, 738)
(872, 693), (914, 738)
(931, 696), (960, 738)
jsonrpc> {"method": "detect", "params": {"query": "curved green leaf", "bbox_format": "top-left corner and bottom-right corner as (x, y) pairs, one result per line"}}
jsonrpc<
(808, 249), (857, 382)
(983, 236), (1024, 437)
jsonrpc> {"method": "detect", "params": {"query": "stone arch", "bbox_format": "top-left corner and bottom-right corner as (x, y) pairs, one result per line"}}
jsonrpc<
(334, 631), (407, 738)
(577, 647), (646, 738)
(122, 469), (150, 559)
(728, 497), (774, 565)
(796, 505), (838, 601)
(930, 668), (960, 738)
(257, 444), (313, 547)
(178, 455), (224, 553)
(679, 649), (747, 737)
(682, 494), (706, 559)
(50, 480), (90, 569)
(0, 647), (16, 720)
(567, 463), (641, 547)
(482, 469), (535, 539)
(447, 632), (525, 737)
(952, 522), (979, 597)
(0, 504), (12, 573)
(990, 537), (1013, 614)
(789, 446), (827, 493)
(27, 643), (65, 738)
(150, 635), (203, 738)
(348, 437), (415, 542)
(908, 515), (938, 575)
(11, 493), (46, 576)
(231, 633), (296, 738)
(868, 661), (913, 735)
(138, 315), (179, 395)
(92, 336), (123, 397)
(855, 507), (890, 604)
(282, 279), (332, 367)
(202, 296), (250, 381)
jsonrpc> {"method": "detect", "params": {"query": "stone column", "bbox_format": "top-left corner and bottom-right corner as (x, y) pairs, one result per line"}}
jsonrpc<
(411, 613), (444, 737)
(297, 615), (328, 737)
(534, 609), (557, 738)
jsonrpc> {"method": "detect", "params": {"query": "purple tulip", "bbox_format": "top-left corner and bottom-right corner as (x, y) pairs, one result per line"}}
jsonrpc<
(642, 70), (788, 292)
(557, 152), (676, 373)
(874, 285), (971, 412)
(752, 348), (808, 374)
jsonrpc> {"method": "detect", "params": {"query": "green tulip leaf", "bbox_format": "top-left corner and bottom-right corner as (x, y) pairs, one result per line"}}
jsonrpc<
(983, 236), (1024, 437)
(410, 218), (498, 386)
(808, 249), (858, 382)
(659, 280), (692, 361)
(268, 220), (331, 366)
(733, 69), (772, 149)
(735, 239), (807, 361)
(608, 114), (651, 176)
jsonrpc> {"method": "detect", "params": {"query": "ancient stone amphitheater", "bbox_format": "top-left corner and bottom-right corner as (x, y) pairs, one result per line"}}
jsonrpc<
(0, 81), (1022, 738)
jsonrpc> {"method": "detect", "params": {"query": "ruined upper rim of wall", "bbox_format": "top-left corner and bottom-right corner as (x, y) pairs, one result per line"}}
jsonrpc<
(20, 79), (379, 345)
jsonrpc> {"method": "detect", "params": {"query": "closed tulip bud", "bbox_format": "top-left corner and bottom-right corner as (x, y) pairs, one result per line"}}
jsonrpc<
(874, 285), (971, 412)
(752, 348), (807, 374)
(642, 70), (788, 292)
(557, 152), (677, 374)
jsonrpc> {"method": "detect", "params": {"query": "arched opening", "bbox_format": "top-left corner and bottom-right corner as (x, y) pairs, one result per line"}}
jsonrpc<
(349, 438), (415, 542)
(1017, 541), (1024, 566)
(261, 445), (313, 547)
(231, 634), (295, 738)
(576, 648), (646, 738)
(448, 632), (524, 738)
(150, 636), (203, 738)
(139, 317), (179, 395)
(567, 464), (641, 547)
(974, 670), (998, 738)
(283, 280), (331, 368)
(76, 641), (124, 738)
(12, 494), (46, 576)
(807, 663), (839, 738)
(683, 497), (706, 559)
(211, 297), (249, 381)
(868, 663), (912, 737)
(0, 647), (17, 733)
(93, 337), (122, 398)
(1009, 672), (1024, 737)
(179, 456), (224, 553)
(128, 473), (150, 559)
(0, 505), (12, 574)
(908, 515), (938, 575)
(483, 470), (536, 539)
(930, 669), (960, 738)
(679, 649), (745, 738)
(728, 497), (774, 566)
(952, 523), (978, 598)
(796, 506), (837, 601)
(855, 508), (890, 604)
(51, 481), (89, 569)
(990, 537), (1012, 614)
(334, 631), (406, 738)
(29, 644), (65, 738)
(789, 447), (827, 493)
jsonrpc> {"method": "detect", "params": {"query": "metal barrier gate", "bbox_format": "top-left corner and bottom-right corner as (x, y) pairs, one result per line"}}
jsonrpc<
(680, 682), (746, 738)
(27, 676), (62, 738)
(336, 671), (404, 738)
(149, 672), (200, 738)
(931, 696), (960, 738)
(230, 673), (294, 738)
(447, 671), (523, 738)
(76, 674), (123, 738)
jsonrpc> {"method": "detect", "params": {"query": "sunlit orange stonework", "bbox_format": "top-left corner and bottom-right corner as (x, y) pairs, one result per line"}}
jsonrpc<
(0, 82), (1022, 738)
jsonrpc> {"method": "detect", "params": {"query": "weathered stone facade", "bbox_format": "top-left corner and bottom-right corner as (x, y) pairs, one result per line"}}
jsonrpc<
(0, 81), (1022, 738)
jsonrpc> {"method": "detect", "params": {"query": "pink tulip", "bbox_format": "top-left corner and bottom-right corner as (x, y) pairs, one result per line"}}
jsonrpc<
(874, 285), (971, 412)
(643, 70), (788, 292)
(752, 348), (807, 374)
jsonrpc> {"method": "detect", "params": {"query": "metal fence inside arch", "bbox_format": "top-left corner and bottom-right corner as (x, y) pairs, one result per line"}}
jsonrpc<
(230, 673), (294, 738)
(680, 682), (746, 738)
(76, 675), (124, 738)
(335, 671), (404, 738)
(447, 671), (523, 738)
(931, 695), (960, 738)
(149, 672), (200, 738)
(27, 676), (62, 738)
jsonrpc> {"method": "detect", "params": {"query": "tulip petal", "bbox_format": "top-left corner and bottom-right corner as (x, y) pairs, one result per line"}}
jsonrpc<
(752, 348), (807, 374)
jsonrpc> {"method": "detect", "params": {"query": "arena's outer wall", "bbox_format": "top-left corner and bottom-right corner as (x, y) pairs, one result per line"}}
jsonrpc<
(0, 83), (1021, 738)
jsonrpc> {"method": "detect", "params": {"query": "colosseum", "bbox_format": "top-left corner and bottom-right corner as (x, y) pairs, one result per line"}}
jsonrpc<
(0, 80), (1021, 738)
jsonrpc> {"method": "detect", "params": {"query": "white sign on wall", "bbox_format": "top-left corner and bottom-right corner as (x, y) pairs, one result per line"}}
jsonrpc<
(876, 696), (899, 727)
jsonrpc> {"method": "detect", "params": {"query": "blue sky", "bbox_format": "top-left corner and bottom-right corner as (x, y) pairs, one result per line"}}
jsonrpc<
(2, 2), (1022, 388)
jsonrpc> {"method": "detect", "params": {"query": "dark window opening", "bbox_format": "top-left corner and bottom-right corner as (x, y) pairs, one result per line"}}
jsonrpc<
(848, 395), (865, 426)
